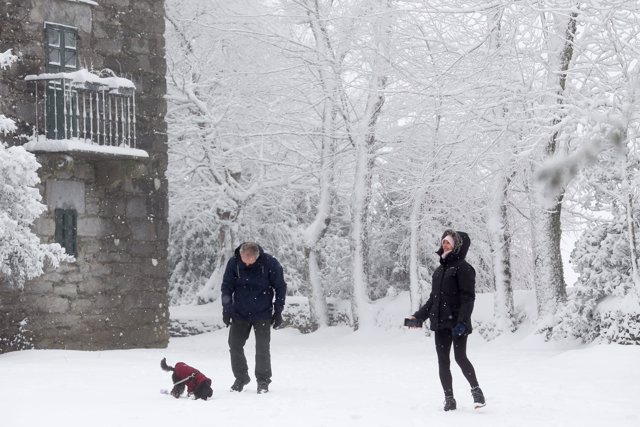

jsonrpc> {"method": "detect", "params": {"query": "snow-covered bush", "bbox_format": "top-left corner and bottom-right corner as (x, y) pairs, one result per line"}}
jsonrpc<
(281, 296), (314, 332)
(552, 218), (640, 344)
(168, 214), (217, 304)
(594, 310), (640, 345)
(280, 296), (352, 332)
(1, 49), (69, 288)
(0, 318), (33, 350)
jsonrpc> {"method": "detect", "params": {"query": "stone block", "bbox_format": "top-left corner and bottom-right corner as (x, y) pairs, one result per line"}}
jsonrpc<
(130, 219), (156, 241)
(30, 295), (70, 314)
(85, 196), (99, 215)
(47, 313), (83, 329)
(93, 294), (123, 312)
(73, 162), (95, 182)
(122, 325), (169, 348)
(45, 179), (86, 213)
(63, 272), (84, 283)
(126, 196), (147, 218)
(136, 258), (168, 279)
(57, 262), (80, 274)
(78, 216), (106, 237)
(77, 277), (105, 295)
(79, 262), (111, 277)
(95, 38), (124, 55)
(130, 38), (150, 55)
(98, 199), (126, 217)
(39, 0), (94, 33)
(70, 298), (94, 313)
(23, 279), (55, 295)
(34, 217), (55, 237)
(52, 282), (78, 298)
(109, 263), (137, 280)
(127, 241), (155, 258)
(111, 222), (133, 239)
(32, 329), (68, 349)
(131, 0), (162, 14)
(96, 250), (132, 264)
(156, 221), (169, 240)
(122, 291), (157, 310)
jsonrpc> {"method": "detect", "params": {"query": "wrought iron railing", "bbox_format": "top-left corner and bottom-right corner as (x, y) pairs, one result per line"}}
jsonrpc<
(25, 69), (136, 147)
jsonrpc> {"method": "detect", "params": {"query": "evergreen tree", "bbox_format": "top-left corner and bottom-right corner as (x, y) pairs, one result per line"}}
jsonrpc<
(1, 49), (68, 288)
(553, 216), (640, 344)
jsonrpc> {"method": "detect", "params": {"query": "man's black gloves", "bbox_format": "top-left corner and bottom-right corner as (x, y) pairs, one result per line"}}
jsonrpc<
(271, 311), (283, 329)
(223, 314), (231, 328)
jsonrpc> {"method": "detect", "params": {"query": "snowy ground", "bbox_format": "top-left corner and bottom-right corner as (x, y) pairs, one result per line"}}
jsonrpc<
(2, 320), (640, 427)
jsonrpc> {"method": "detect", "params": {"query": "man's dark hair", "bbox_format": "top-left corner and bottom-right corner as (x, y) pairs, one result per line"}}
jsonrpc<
(240, 242), (260, 256)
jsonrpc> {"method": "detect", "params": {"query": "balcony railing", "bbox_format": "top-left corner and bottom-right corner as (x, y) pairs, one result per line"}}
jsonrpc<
(25, 69), (136, 148)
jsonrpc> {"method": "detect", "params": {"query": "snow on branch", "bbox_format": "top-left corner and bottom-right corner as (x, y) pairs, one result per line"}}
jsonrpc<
(1, 50), (18, 135)
(535, 113), (626, 205)
(0, 115), (17, 135)
(0, 49), (18, 70)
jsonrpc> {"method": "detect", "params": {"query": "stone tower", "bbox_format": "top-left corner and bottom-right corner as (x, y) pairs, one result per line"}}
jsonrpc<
(0, 0), (170, 351)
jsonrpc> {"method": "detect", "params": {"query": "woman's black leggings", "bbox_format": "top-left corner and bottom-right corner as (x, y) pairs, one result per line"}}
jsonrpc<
(434, 328), (479, 396)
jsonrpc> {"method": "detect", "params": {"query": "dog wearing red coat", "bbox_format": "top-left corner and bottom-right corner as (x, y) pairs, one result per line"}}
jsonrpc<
(160, 358), (213, 400)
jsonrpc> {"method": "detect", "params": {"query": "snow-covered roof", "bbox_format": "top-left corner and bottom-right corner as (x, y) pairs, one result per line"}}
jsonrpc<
(64, 0), (99, 6)
(23, 137), (148, 158)
(25, 69), (135, 90)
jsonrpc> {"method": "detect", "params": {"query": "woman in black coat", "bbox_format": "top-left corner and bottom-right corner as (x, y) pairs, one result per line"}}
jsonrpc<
(407, 229), (485, 411)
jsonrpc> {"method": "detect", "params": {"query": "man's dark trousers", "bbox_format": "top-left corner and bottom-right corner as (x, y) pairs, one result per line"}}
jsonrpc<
(229, 318), (272, 384)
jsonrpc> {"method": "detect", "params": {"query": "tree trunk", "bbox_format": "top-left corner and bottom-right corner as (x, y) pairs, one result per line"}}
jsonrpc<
(408, 191), (426, 312)
(302, 0), (340, 327)
(349, 0), (390, 330)
(624, 193), (640, 295)
(486, 5), (516, 332)
(492, 173), (516, 333)
(198, 224), (235, 303)
(302, 119), (334, 327)
(619, 128), (640, 296)
(351, 137), (375, 330)
(532, 9), (577, 323)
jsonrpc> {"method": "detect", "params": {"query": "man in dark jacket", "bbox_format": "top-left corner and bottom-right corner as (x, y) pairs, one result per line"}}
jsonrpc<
(221, 242), (287, 394)
(407, 230), (486, 411)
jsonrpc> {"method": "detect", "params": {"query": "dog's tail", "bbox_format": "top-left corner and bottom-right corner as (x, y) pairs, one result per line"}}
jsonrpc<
(160, 357), (174, 372)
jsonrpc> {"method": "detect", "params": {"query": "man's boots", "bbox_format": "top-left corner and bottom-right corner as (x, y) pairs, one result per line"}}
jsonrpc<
(230, 377), (250, 392)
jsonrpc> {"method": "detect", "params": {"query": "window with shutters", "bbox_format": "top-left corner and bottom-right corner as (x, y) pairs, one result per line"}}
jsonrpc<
(55, 209), (78, 257)
(45, 23), (78, 73)
(44, 23), (79, 139)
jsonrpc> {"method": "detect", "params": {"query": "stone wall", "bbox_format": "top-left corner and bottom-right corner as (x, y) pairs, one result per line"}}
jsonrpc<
(0, 0), (170, 352)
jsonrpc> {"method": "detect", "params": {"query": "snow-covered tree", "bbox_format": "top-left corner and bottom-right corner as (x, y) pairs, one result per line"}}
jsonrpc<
(527, 5), (578, 329)
(165, 0), (307, 303)
(553, 215), (640, 344)
(160, 0), (640, 341)
(1, 49), (68, 288)
(533, 1), (640, 340)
